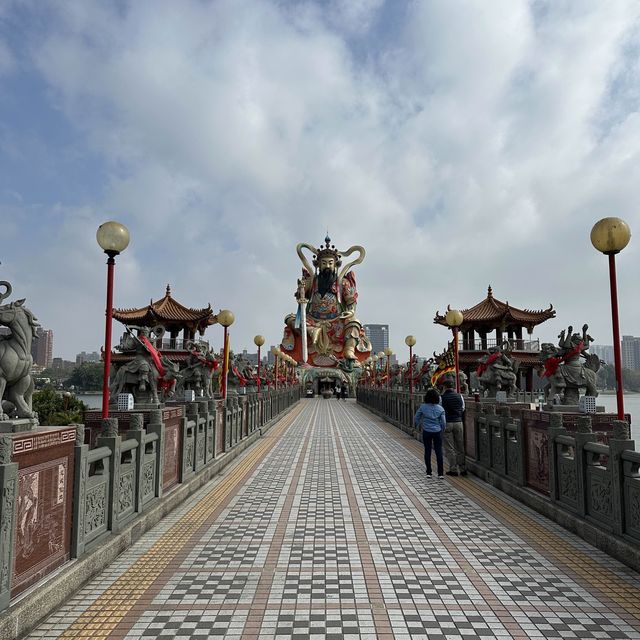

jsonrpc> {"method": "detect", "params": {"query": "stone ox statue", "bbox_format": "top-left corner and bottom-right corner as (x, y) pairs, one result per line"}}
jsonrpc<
(0, 281), (38, 421)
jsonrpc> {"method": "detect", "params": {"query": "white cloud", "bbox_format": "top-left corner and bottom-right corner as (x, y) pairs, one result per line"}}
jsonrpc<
(1, 0), (640, 362)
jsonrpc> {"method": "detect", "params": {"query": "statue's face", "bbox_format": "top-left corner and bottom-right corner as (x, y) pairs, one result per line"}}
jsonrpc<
(319, 256), (336, 272)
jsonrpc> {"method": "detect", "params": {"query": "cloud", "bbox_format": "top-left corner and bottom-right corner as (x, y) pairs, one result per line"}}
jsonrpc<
(1, 0), (640, 362)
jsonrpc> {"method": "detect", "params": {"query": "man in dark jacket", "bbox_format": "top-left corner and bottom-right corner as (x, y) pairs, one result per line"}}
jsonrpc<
(440, 379), (467, 476)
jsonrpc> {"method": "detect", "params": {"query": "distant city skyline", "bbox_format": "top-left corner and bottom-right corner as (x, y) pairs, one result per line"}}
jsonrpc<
(590, 344), (614, 366)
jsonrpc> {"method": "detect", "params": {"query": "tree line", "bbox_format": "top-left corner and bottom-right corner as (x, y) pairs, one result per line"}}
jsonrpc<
(31, 362), (102, 426)
(35, 362), (103, 391)
(597, 364), (640, 392)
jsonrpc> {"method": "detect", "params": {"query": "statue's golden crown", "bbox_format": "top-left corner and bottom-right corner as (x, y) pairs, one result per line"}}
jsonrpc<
(313, 235), (341, 267)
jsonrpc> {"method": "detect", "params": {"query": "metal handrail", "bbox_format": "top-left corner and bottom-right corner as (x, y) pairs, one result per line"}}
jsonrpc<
(459, 337), (540, 352)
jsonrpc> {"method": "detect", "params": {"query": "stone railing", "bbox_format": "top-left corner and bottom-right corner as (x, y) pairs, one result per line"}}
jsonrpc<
(0, 387), (300, 620)
(356, 387), (640, 570)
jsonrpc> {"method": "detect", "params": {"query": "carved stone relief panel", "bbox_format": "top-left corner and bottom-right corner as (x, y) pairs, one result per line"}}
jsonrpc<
(84, 483), (107, 537)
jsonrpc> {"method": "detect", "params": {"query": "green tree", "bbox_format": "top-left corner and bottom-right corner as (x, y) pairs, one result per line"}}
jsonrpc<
(623, 368), (640, 392)
(65, 362), (104, 391)
(597, 364), (616, 390)
(597, 364), (640, 392)
(32, 389), (87, 426)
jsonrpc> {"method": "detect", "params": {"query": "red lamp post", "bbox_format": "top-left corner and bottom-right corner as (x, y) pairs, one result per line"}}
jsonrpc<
(405, 335), (416, 395)
(218, 310), (235, 400)
(96, 221), (130, 419)
(254, 335), (265, 394)
(446, 307), (464, 394)
(591, 217), (632, 421)
(271, 347), (279, 390)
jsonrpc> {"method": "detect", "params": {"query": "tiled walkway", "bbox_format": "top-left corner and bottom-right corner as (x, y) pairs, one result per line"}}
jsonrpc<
(25, 399), (640, 639)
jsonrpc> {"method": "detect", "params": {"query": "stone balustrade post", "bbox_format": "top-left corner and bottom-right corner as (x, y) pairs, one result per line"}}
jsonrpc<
(125, 413), (145, 514)
(187, 402), (205, 472)
(181, 405), (196, 481)
(478, 404), (494, 468)
(609, 420), (634, 537)
(512, 416), (526, 487)
(491, 406), (510, 475)
(146, 409), (165, 499)
(71, 424), (88, 559)
(0, 434), (18, 611)
(574, 416), (596, 518)
(97, 417), (122, 533)
(206, 400), (216, 461)
(548, 413), (564, 503)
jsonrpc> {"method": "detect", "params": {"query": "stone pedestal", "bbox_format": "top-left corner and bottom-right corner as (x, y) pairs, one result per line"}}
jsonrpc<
(0, 418), (38, 433)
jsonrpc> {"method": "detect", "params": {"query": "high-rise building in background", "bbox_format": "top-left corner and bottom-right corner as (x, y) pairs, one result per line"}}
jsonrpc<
(363, 324), (389, 355)
(621, 336), (640, 371)
(76, 351), (100, 365)
(242, 348), (259, 365)
(590, 344), (614, 366)
(31, 328), (54, 368)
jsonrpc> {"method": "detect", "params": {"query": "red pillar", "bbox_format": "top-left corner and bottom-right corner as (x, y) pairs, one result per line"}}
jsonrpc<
(609, 253), (625, 420)
(101, 256), (115, 419)
(257, 345), (261, 394)
(409, 346), (414, 396)
(221, 325), (229, 400)
(454, 326), (461, 394)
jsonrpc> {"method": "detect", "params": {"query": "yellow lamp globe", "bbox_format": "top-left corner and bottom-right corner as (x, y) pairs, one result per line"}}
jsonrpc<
(96, 221), (130, 255)
(217, 310), (235, 327)
(405, 335), (416, 347)
(590, 217), (631, 255)
(254, 335), (265, 347)
(445, 308), (464, 327)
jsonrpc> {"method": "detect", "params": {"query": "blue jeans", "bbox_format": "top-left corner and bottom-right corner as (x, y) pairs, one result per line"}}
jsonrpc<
(422, 430), (444, 476)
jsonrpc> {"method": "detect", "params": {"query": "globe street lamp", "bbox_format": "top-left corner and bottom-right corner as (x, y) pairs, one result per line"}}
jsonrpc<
(254, 335), (265, 394)
(445, 306), (464, 393)
(405, 335), (416, 395)
(217, 309), (235, 400)
(96, 221), (130, 419)
(373, 354), (379, 386)
(384, 347), (393, 389)
(591, 217), (632, 420)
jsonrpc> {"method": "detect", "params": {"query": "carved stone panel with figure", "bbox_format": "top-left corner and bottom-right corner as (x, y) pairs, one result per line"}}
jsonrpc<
(10, 426), (75, 597)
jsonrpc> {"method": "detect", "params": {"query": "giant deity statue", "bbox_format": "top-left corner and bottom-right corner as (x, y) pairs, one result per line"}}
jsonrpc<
(476, 342), (519, 398)
(281, 236), (372, 371)
(540, 324), (599, 405)
(0, 281), (38, 424)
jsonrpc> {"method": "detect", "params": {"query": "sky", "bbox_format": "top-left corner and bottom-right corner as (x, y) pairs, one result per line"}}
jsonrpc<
(1, 0), (640, 363)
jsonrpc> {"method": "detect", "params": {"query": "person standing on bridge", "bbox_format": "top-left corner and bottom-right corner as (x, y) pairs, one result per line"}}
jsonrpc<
(441, 379), (467, 476)
(414, 388), (446, 478)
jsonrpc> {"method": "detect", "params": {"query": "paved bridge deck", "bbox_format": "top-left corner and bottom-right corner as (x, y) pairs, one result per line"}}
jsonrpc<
(25, 400), (640, 639)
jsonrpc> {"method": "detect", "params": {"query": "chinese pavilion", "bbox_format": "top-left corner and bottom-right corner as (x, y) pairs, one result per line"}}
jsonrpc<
(434, 286), (556, 392)
(112, 285), (218, 364)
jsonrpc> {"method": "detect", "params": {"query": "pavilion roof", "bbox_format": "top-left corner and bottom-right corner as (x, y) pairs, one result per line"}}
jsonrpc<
(434, 286), (555, 331)
(113, 285), (217, 331)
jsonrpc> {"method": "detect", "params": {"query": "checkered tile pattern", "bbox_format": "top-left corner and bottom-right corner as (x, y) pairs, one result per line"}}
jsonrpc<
(25, 399), (640, 639)
(124, 610), (247, 638)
